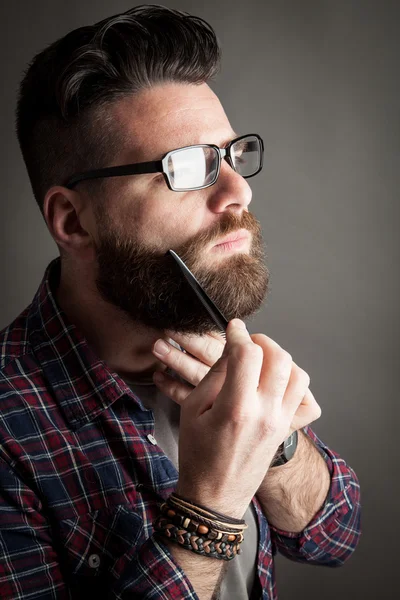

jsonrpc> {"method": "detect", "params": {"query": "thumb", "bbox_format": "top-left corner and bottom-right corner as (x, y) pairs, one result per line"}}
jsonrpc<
(187, 350), (229, 416)
(185, 319), (245, 416)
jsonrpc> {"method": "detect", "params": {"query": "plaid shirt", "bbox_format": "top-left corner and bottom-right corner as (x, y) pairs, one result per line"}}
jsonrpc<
(0, 258), (361, 599)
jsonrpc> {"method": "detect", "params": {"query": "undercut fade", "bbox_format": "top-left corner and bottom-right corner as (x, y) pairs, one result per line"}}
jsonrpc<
(15, 4), (221, 213)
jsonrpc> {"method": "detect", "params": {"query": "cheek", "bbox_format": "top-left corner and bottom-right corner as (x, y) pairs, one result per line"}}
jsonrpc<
(114, 181), (205, 247)
(138, 212), (198, 249)
(109, 184), (150, 236)
(139, 203), (203, 248)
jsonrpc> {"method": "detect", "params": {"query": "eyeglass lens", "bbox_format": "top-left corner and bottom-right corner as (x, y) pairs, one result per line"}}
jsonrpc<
(231, 136), (261, 178)
(167, 146), (219, 189)
(167, 135), (261, 190)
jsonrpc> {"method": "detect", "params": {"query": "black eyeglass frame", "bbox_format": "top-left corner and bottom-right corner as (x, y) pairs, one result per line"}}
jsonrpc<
(64, 133), (264, 192)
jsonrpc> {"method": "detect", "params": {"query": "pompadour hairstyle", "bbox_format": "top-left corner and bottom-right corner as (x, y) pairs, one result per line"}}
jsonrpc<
(15, 4), (221, 213)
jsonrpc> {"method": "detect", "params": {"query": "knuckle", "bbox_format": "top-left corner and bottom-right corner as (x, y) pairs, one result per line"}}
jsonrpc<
(229, 401), (265, 428)
(281, 349), (293, 365)
(295, 366), (310, 387)
(231, 343), (263, 363)
(314, 404), (322, 419)
(271, 348), (292, 371)
(230, 407), (254, 427)
(258, 416), (280, 438)
(249, 344), (264, 363)
(302, 370), (311, 388)
(204, 337), (223, 364)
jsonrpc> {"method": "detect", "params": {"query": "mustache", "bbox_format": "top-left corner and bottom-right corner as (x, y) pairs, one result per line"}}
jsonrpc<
(170, 210), (261, 264)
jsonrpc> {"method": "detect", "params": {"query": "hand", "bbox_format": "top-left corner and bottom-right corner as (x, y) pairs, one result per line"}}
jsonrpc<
(152, 319), (321, 519)
(153, 327), (321, 437)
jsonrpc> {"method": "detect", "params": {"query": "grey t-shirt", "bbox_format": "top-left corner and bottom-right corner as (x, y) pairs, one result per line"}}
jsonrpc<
(125, 367), (259, 599)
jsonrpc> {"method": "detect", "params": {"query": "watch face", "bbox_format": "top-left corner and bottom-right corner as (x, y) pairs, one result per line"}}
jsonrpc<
(270, 430), (299, 467)
(283, 430), (298, 460)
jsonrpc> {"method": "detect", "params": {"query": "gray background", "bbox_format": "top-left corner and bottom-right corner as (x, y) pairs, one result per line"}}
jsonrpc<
(1, 1), (398, 598)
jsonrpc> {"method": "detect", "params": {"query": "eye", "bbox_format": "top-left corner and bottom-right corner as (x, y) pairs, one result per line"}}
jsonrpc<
(152, 173), (164, 183)
(234, 143), (248, 158)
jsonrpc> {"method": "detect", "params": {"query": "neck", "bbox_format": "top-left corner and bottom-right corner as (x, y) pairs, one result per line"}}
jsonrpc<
(55, 260), (169, 382)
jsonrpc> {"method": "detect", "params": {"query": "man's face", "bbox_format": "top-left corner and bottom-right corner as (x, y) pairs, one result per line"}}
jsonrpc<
(92, 82), (270, 335)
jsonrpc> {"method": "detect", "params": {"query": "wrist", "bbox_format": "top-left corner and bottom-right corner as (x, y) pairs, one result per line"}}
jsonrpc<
(174, 485), (245, 521)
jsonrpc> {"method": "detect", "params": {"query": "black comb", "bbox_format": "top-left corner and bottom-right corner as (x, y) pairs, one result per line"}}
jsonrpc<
(167, 249), (229, 338)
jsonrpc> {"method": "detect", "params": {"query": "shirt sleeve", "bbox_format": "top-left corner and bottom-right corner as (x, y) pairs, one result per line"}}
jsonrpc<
(0, 456), (200, 599)
(268, 425), (362, 567)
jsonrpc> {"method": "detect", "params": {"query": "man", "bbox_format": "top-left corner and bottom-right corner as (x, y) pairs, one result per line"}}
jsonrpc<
(0, 5), (361, 599)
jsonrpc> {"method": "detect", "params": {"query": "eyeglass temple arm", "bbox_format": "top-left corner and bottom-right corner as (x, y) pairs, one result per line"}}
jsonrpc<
(64, 160), (163, 189)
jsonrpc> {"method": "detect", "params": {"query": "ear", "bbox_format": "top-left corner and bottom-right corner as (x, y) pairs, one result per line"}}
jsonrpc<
(43, 186), (96, 262)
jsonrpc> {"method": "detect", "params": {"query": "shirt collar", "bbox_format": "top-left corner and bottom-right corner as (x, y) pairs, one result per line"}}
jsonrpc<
(27, 257), (141, 430)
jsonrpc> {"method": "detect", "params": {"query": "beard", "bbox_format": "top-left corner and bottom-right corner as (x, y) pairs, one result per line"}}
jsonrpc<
(94, 209), (270, 336)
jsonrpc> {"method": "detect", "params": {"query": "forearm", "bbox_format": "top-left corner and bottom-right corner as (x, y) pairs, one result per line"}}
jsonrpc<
(256, 429), (331, 533)
(164, 539), (228, 600)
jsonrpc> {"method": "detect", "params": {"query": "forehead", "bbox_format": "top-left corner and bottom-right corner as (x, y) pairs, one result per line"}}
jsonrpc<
(111, 83), (235, 160)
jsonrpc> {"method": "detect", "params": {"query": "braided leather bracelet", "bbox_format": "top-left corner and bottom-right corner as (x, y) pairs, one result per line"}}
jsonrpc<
(154, 516), (242, 560)
(153, 493), (247, 561)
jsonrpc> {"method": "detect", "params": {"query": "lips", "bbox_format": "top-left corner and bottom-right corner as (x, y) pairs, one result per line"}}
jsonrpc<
(214, 229), (250, 246)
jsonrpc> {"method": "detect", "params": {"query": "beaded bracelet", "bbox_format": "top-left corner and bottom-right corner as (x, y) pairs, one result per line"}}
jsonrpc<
(159, 504), (245, 540)
(160, 502), (246, 538)
(165, 493), (248, 535)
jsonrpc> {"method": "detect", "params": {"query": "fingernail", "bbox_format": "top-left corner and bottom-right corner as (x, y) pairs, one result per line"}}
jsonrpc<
(232, 319), (247, 330)
(154, 340), (170, 356)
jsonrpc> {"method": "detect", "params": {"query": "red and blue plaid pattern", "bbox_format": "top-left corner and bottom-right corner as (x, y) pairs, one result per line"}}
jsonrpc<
(0, 258), (361, 599)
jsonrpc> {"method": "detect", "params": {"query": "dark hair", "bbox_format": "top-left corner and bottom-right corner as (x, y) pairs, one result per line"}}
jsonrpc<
(15, 4), (221, 213)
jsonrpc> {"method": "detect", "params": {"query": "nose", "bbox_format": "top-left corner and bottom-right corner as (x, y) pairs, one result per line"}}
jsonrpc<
(206, 160), (253, 214)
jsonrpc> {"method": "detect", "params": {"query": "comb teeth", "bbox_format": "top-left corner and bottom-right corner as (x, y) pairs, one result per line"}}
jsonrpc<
(220, 331), (227, 339)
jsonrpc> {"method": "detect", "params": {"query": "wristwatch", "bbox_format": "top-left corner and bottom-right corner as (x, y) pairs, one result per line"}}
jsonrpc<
(270, 430), (298, 467)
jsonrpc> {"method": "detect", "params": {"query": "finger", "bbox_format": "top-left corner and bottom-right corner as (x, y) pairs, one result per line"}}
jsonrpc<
(152, 338), (211, 386)
(182, 320), (265, 418)
(182, 340), (232, 417)
(250, 333), (292, 403)
(153, 371), (194, 405)
(164, 330), (225, 367)
(214, 319), (264, 417)
(280, 360), (311, 416)
(290, 388), (322, 431)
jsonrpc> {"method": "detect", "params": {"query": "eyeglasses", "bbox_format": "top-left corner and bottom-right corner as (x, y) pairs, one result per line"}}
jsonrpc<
(64, 133), (264, 192)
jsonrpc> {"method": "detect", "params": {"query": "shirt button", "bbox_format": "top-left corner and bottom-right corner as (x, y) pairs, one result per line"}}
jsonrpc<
(88, 554), (101, 569)
(147, 434), (157, 445)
